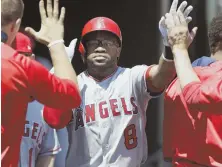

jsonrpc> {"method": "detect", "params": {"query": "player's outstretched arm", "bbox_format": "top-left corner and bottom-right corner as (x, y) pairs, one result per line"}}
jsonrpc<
(164, 6), (222, 112)
(45, 39), (78, 128)
(25, 0), (78, 86)
(17, 54), (81, 109)
(165, 8), (199, 89)
(146, 0), (195, 93)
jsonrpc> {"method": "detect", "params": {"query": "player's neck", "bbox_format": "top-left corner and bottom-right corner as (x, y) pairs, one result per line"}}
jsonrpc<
(211, 51), (222, 61)
(87, 66), (118, 81)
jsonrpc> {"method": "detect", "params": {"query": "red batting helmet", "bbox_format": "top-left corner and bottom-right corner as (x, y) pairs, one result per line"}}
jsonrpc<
(15, 32), (33, 53)
(79, 17), (122, 56)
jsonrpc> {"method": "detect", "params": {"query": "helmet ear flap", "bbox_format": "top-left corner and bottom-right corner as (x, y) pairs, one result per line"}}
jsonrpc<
(79, 42), (86, 63)
(79, 42), (86, 56)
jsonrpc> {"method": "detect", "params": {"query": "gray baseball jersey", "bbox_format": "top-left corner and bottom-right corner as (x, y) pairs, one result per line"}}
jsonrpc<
(18, 101), (61, 167)
(54, 128), (69, 167)
(66, 65), (158, 167)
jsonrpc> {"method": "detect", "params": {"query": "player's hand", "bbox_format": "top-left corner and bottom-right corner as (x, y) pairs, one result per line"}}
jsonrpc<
(49, 38), (77, 74)
(165, 10), (198, 51)
(65, 38), (77, 61)
(159, 0), (193, 46)
(25, 0), (65, 45)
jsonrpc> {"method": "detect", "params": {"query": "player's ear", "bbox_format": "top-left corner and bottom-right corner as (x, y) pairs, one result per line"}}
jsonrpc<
(11, 18), (21, 33)
(117, 47), (121, 61)
(81, 55), (86, 63)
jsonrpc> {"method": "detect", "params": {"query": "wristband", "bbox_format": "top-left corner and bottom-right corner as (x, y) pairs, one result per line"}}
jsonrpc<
(164, 46), (173, 61)
(162, 54), (174, 62)
(47, 39), (64, 48)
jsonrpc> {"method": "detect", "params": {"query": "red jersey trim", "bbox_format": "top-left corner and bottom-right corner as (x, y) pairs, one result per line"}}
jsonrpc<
(145, 65), (165, 93)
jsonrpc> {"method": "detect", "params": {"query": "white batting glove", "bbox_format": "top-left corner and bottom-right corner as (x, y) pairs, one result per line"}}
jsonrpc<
(159, 0), (193, 46)
(49, 38), (77, 74)
(65, 38), (77, 61)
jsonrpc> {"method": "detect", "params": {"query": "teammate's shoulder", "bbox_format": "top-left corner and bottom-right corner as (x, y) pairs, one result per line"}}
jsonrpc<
(1, 43), (18, 59)
(193, 60), (222, 77)
(2, 44), (32, 68)
(1, 42), (16, 52)
(1, 43), (29, 62)
(210, 60), (222, 69)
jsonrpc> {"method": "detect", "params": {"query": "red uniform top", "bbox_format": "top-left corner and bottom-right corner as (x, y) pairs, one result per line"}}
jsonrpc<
(1, 43), (81, 167)
(164, 61), (222, 167)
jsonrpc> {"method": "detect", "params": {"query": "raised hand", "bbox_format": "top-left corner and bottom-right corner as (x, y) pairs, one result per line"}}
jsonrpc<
(159, 0), (194, 46)
(165, 10), (197, 50)
(25, 0), (65, 45)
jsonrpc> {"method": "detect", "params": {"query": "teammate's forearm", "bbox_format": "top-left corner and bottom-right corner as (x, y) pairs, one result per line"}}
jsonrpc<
(49, 43), (78, 85)
(36, 155), (55, 167)
(148, 53), (176, 91)
(172, 47), (200, 89)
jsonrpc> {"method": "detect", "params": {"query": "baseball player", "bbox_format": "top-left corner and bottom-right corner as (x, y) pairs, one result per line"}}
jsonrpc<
(43, 0), (195, 167)
(13, 32), (61, 167)
(19, 101), (61, 167)
(163, 10), (222, 167)
(12, 32), (35, 59)
(54, 128), (69, 167)
(1, 0), (81, 166)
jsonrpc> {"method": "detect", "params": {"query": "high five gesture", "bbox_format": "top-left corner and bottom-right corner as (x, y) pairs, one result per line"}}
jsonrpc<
(25, 0), (65, 45)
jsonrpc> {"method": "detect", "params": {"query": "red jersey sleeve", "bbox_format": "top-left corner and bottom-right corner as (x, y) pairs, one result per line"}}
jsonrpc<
(14, 53), (81, 110)
(182, 75), (222, 114)
(43, 106), (73, 129)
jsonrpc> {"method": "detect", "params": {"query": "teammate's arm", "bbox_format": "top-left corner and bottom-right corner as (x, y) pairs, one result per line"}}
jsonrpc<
(25, 0), (79, 86)
(16, 54), (81, 109)
(36, 155), (55, 167)
(145, 55), (176, 93)
(21, 0), (81, 109)
(163, 1), (199, 90)
(42, 39), (78, 129)
(36, 126), (60, 167)
(43, 107), (73, 129)
(145, 0), (194, 93)
(164, 6), (222, 112)
(172, 48), (200, 89)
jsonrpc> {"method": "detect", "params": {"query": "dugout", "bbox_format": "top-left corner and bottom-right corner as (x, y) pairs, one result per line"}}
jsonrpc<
(21, 0), (213, 166)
